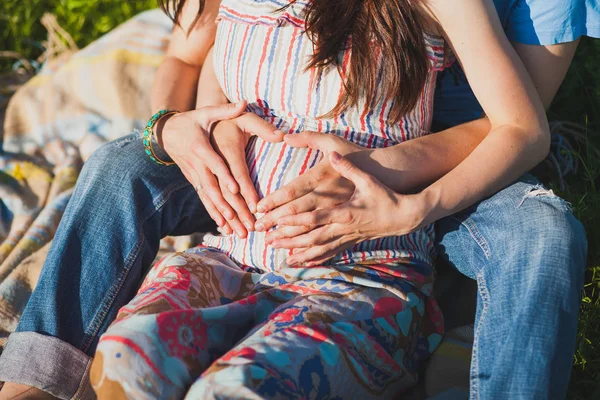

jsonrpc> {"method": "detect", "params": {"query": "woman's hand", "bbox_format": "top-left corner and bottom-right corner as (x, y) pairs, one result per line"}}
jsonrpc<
(272, 152), (429, 266)
(159, 101), (284, 237)
(210, 114), (284, 236)
(255, 131), (364, 236)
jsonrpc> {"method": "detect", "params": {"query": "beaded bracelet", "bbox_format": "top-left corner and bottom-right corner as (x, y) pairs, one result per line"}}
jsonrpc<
(143, 109), (179, 166)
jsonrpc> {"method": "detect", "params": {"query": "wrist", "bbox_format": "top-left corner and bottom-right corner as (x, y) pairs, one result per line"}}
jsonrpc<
(414, 185), (442, 227)
(155, 113), (177, 149)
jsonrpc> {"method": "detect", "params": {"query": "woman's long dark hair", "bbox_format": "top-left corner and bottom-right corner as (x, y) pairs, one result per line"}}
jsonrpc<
(159, 0), (429, 123)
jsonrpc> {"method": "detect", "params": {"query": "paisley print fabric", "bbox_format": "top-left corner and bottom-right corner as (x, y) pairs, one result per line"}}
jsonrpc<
(91, 248), (443, 399)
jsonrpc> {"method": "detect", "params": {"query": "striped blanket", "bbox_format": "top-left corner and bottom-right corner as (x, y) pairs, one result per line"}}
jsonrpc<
(0, 9), (472, 398)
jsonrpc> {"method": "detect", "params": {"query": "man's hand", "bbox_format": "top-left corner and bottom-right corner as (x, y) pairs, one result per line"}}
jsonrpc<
(255, 131), (365, 239)
(273, 152), (427, 266)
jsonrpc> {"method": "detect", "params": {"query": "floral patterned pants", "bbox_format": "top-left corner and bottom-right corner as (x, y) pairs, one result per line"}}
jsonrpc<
(90, 247), (443, 399)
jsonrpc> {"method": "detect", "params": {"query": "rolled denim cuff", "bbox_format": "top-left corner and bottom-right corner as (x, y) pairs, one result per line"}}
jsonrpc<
(0, 332), (96, 400)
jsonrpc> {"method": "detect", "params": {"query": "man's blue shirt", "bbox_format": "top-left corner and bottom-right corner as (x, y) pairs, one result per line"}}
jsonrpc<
(432, 0), (600, 129)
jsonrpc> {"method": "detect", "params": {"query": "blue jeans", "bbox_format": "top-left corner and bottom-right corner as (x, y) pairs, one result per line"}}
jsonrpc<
(0, 132), (587, 399)
(0, 133), (213, 399)
(436, 175), (587, 399)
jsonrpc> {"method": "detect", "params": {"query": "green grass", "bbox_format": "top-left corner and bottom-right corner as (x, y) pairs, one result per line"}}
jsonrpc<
(548, 36), (600, 400)
(1, 1), (599, 398)
(0, 0), (155, 71)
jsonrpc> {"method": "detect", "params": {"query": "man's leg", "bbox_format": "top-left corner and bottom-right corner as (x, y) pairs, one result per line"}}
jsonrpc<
(436, 174), (586, 399)
(0, 132), (212, 400)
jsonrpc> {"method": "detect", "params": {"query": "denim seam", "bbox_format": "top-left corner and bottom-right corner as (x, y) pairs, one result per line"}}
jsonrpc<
(80, 180), (192, 353)
(79, 232), (144, 353)
(452, 216), (491, 261)
(71, 358), (92, 400)
(471, 271), (491, 400)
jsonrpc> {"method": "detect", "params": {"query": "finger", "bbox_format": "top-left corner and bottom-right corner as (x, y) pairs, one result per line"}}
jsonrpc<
(221, 211), (248, 238)
(328, 151), (375, 188)
(287, 238), (352, 266)
(197, 188), (226, 228)
(290, 247), (308, 255)
(265, 225), (311, 244)
(193, 138), (240, 194)
(201, 192), (234, 235)
(278, 207), (352, 227)
(193, 101), (247, 125)
(237, 113), (285, 143)
(192, 181), (234, 235)
(194, 163), (237, 221)
(256, 173), (314, 213)
(283, 130), (336, 150)
(218, 139), (260, 213)
(255, 194), (317, 232)
(175, 157), (233, 235)
(221, 187), (256, 237)
(271, 225), (338, 249)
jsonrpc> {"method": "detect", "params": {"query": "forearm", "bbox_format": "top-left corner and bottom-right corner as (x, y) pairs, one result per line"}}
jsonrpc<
(195, 48), (229, 109)
(350, 120), (548, 225)
(418, 124), (548, 224)
(151, 56), (201, 113)
(360, 117), (490, 192)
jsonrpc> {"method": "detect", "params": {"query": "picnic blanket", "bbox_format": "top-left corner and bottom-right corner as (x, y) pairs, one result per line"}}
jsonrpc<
(0, 9), (473, 398)
(0, 9), (177, 345)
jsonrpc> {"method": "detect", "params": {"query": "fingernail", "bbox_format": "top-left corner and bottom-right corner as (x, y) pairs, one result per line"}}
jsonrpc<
(286, 257), (295, 265)
(244, 221), (254, 231)
(255, 222), (265, 232)
(271, 241), (280, 248)
(257, 203), (266, 213)
(236, 229), (246, 238)
(224, 226), (233, 235)
(249, 203), (258, 213)
(331, 151), (342, 163)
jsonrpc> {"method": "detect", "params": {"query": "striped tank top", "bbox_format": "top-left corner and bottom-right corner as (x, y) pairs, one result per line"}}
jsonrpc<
(203, 0), (450, 271)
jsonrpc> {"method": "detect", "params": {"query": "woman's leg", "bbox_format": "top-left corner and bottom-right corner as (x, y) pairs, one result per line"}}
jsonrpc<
(91, 252), (442, 399)
(90, 250), (260, 399)
(186, 271), (443, 398)
(436, 174), (586, 399)
(0, 132), (212, 400)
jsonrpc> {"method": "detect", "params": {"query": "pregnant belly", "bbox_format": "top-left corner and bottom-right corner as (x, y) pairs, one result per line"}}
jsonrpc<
(202, 132), (436, 271)
(246, 136), (322, 199)
(203, 136), (323, 271)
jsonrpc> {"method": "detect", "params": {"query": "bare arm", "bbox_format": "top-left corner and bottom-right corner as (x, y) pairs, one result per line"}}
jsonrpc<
(258, 0), (571, 262)
(151, 0), (220, 113)
(367, 39), (579, 194)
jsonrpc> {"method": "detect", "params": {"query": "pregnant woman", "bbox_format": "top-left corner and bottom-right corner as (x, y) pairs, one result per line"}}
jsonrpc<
(0, 0), (550, 399)
(89, 0), (550, 398)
